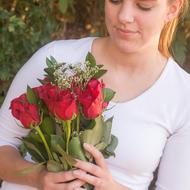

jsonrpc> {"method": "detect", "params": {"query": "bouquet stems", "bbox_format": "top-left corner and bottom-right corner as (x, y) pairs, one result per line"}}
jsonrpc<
(76, 114), (80, 134)
(35, 126), (53, 160)
(65, 120), (71, 154)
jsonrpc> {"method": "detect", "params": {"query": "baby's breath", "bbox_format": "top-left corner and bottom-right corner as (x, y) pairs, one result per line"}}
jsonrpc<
(53, 61), (100, 89)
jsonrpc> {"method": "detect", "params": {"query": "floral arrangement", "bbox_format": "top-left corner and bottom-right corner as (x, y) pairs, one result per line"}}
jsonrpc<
(10, 52), (118, 189)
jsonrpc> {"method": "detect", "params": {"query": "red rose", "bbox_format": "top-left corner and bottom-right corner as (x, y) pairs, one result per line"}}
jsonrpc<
(34, 83), (59, 113)
(54, 89), (78, 120)
(35, 84), (78, 120)
(77, 78), (105, 119)
(10, 94), (40, 129)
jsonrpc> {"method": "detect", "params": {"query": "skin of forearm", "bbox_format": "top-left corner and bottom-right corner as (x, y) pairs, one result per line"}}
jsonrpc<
(0, 145), (43, 188)
(0, 146), (133, 190)
(118, 182), (133, 190)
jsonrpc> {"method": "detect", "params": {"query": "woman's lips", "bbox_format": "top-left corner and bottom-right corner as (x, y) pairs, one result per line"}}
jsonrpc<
(116, 27), (139, 38)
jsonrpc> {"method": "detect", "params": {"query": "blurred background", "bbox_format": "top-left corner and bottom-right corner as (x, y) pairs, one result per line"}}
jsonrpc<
(0, 0), (190, 189)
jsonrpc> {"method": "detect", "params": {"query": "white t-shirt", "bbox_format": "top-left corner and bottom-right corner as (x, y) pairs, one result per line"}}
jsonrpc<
(1, 37), (190, 190)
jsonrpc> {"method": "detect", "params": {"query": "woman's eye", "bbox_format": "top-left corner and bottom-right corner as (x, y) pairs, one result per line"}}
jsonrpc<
(109, 0), (121, 4)
(137, 4), (153, 11)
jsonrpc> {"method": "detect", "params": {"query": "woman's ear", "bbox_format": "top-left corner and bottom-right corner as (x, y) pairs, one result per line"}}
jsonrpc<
(165, 0), (182, 22)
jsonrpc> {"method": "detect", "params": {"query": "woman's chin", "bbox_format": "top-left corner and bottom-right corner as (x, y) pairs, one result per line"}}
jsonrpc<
(115, 43), (141, 54)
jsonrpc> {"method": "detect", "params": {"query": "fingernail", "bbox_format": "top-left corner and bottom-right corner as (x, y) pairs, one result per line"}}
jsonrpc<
(73, 170), (80, 175)
(83, 143), (90, 148)
(74, 159), (79, 166)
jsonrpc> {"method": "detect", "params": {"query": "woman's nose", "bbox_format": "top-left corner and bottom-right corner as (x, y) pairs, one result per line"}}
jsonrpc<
(118, 2), (135, 24)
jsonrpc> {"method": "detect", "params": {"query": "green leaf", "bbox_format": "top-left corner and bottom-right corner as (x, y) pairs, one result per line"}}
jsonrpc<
(47, 160), (63, 172)
(26, 85), (38, 104)
(69, 136), (87, 161)
(51, 134), (66, 152)
(58, 0), (69, 14)
(44, 67), (54, 76)
(103, 135), (118, 158)
(85, 52), (96, 67)
(97, 64), (104, 69)
(95, 142), (107, 151)
(60, 156), (69, 171)
(21, 139), (46, 161)
(40, 117), (56, 135)
(26, 130), (42, 144)
(52, 152), (61, 162)
(46, 57), (54, 68)
(83, 184), (94, 190)
(85, 119), (96, 130)
(50, 56), (58, 65)
(93, 69), (107, 79)
(37, 78), (48, 85)
(18, 143), (27, 158)
(17, 162), (45, 175)
(102, 117), (113, 145)
(80, 116), (103, 146)
(80, 116), (96, 130)
(56, 144), (76, 167)
(103, 88), (116, 102)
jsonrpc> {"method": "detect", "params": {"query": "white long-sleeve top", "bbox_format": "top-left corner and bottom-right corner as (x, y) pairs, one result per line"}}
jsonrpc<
(0, 37), (190, 190)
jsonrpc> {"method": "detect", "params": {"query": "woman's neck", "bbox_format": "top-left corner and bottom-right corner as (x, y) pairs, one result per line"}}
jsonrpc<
(101, 37), (167, 75)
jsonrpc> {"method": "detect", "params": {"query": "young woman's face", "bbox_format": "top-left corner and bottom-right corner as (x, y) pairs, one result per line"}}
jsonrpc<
(105, 0), (174, 53)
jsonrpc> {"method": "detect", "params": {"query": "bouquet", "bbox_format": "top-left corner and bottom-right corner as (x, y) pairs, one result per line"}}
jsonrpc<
(10, 52), (118, 189)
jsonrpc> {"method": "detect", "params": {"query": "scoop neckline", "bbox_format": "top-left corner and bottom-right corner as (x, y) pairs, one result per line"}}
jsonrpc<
(88, 37), (172, 106)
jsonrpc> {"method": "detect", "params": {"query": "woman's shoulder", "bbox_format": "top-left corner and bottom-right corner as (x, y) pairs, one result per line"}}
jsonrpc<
(161, 58), (190, 133)
(51, 37), (97, 62)
(168, 58), (190, 90)
(52, 36), (96, 49)
(30, 37), (96, 63)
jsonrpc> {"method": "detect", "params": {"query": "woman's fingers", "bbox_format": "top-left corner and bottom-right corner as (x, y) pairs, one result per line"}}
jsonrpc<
(83, 143), (108, 170)
(75, 159), (102, 177)
(39, 171), (82, 189)
(51, 170), (76, 183)
(50, 179), (85, 190)
(73, 169), (101, 187)
(64, 179), (86, 189)
(74, 143), (108, 177)
(41, 170), (76, 185)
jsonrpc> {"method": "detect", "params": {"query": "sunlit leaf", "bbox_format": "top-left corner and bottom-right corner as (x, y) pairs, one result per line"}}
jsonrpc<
(47, 160), (63, 172)
(85, 52), (96, 67)
(17, 162), (45, 175)
(26, 85), (38, 104)
(69, 136), (87, 161)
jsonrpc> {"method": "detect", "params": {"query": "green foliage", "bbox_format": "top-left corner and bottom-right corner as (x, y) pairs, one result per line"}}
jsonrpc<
(0, 0), (62, 104)
(172, 8), (190, 67)
(0, 0), (103, 105)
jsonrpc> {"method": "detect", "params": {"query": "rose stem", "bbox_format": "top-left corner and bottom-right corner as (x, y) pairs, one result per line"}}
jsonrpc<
(66, 120), (71, 154)
(76, 114), (80, 134)
(35, 126), (53, 160)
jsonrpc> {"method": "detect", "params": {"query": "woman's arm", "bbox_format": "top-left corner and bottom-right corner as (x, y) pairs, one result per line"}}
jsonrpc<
(0, 146), (85, 189)
(155, 120), (190, 190)
(0, 146), (43, 188)
(0, 42), (55, 189)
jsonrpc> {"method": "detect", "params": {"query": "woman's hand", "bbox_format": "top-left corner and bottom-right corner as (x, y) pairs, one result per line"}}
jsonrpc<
(37, 169), (86, 190)
(73, 143), (129, 190)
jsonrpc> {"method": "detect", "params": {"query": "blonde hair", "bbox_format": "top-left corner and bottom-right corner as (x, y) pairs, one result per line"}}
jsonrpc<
(159, 0), (189, 58)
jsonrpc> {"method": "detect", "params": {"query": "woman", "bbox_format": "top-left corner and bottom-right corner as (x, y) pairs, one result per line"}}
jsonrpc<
(0, 0), (189, 189)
